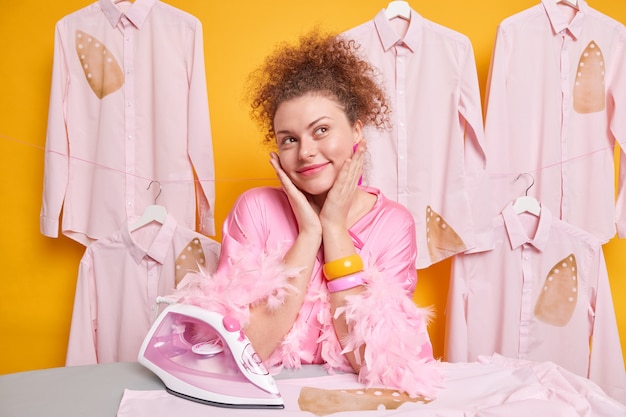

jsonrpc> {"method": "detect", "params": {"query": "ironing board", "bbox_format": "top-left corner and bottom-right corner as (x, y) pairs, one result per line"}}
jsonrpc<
(115, 356), (626, 416)
(0, 362), (327, 417)
(2, 358), (625, 416)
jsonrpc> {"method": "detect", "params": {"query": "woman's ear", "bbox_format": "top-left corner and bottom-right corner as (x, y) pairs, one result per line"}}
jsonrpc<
(353, 119), (364, 143)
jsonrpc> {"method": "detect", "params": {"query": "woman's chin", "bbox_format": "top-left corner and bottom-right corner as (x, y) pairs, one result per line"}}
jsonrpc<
(295, 183), (332, 197)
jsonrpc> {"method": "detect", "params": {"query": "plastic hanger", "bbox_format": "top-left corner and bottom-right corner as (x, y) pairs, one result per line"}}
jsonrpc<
(385, 1), (411, 20)
(130, 181), (167, 231)
(513, 173), (541, 216)
(556, 0), (578, 8)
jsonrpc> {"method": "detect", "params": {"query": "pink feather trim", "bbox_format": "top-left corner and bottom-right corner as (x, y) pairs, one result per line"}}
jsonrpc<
(165, 241), (442, 398)
(167, 243), (301, 329)
(333, 268), (443, 399)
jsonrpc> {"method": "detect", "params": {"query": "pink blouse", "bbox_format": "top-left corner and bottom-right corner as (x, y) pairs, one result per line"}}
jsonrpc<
(217, 186), (418, 360)
(173, 186), (441, 398)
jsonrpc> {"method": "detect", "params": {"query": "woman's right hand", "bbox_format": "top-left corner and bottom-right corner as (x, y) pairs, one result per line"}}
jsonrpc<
(269, 152), (322, 238)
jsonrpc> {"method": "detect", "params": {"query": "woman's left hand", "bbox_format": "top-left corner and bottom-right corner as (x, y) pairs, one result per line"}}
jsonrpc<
(319, 140), (366, 228)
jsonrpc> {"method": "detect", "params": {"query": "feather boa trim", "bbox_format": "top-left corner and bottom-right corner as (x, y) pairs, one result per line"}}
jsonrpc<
(166, 243), (301, 329)
(165, 244), (442, 399)
(333, 268), (443, 398)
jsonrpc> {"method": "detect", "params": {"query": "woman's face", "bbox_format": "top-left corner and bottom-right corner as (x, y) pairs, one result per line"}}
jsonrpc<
(273, 93), (362, 196)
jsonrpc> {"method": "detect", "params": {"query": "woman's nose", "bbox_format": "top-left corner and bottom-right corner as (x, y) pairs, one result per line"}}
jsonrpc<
(298, 138), (316, 159)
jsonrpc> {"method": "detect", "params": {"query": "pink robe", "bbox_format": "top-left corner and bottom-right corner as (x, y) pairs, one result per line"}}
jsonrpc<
(170, 186), (441, 398)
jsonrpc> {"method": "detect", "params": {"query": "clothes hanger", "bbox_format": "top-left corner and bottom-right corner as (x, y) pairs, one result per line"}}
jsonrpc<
(385, 1), (411, 20)
(130, 180), (167, 231)
(556, 0), (578, 9)
(513, 173), (541, 216)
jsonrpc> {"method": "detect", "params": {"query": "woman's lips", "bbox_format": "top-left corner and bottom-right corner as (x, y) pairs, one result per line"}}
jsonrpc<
(297, 162), (329, 176)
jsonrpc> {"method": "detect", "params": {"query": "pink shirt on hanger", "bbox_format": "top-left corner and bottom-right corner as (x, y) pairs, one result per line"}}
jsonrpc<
(445, 203), (626, 404)
(41, 0), (215, 246)
(484, 0), (626, 242)
(342, 9), (491, 269)
(66, 214), (220, 365)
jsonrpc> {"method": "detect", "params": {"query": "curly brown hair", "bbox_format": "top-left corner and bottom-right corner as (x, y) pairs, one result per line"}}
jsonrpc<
(246, 29), (390, 146)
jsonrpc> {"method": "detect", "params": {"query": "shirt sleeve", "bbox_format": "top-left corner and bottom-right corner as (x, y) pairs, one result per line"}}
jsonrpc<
(459, 39), (492, 252)
(65, 250), (98, 366)
(40, 21), (70, 238)
(337, 202), (440, 398)
(483, 23), (510, 167)
(444, 253), (470, 362)
(610, 33), (626, 238)
(482, 22), (514, 215)
(362, 204), (418, 294)
(459, 40), (487, 169)
(587, 248), (626, 403)
(172, 188), (299, 326)
(216, 188), (290, 273)
(186, 19), (215, 237)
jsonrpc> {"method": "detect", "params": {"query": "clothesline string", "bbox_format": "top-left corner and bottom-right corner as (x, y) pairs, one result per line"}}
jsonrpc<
(0, 133), (276, 183)
(1, 132), (624, 184)
(487, 144), (622, 178)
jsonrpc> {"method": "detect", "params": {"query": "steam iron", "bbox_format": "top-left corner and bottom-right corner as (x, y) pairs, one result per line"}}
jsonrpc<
(138, 303), (284, 409)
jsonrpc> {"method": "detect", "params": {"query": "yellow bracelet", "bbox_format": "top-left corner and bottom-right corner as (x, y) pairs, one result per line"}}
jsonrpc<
(323, 254), (364, 281)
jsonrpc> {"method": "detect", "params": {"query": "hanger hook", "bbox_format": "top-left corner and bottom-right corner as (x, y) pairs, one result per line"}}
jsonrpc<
(514, 173), (535, 196)
(147, 180), (162, 204)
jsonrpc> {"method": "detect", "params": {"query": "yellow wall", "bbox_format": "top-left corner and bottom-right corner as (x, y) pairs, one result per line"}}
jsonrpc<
(0, 0), (624, 374)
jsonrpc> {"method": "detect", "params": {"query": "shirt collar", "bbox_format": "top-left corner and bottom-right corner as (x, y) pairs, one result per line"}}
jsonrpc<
(122, 214), (178, 264)
(99, 0), (157, 29)
(372, 8), (422, 52)
(541, 0), (588, 40)
(501, 202), (552, 251)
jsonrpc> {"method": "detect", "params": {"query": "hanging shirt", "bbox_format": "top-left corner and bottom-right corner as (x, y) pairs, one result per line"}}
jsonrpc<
(65, 214), (220, 365)
(445, 203), (626, 404)
(342, 9), (491, 269)
(40, 0), (215, 246)
(484, 0), (626, 242)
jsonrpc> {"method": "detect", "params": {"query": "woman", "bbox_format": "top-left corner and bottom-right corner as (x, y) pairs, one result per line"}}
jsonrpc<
(173, 30), (440, 397)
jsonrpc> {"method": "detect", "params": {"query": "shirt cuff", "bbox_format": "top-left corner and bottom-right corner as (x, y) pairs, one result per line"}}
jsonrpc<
(40, 215), (60, 238)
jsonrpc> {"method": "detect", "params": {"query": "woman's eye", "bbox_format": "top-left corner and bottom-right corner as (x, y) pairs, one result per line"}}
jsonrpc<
(280, 136), (297, 146)
(314, 126), (328, 137)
